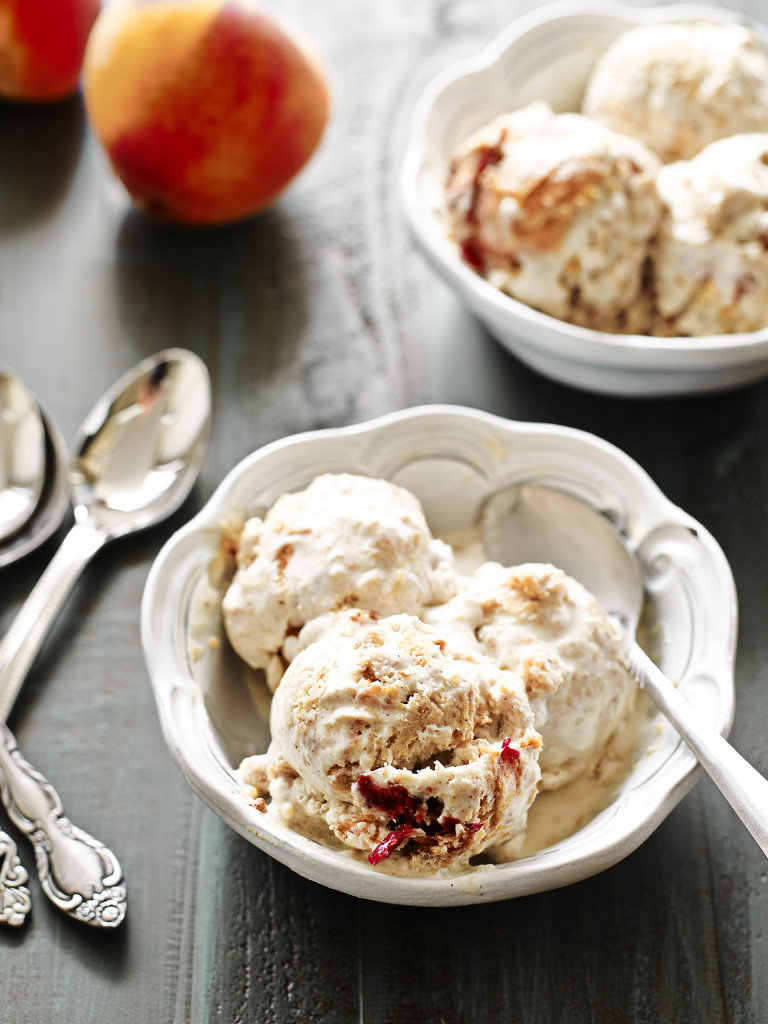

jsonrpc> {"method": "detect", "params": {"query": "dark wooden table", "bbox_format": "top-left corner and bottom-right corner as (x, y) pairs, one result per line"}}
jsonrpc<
(2, 1), (768, 1021)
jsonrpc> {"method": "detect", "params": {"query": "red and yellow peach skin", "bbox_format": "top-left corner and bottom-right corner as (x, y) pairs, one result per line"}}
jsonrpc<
(82, 0), (331, 224)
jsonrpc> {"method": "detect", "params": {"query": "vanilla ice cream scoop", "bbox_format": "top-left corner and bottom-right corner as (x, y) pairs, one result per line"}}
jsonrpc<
(426, 563), (637, 791)
(583, 21), (768, 164)
(652, 132), (768, 335)
(221, 473), (457, 690)
(444, 102), (660, 333)
(241, 613), (541, 873)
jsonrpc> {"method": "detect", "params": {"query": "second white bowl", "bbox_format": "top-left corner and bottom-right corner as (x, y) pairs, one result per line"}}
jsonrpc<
(401, 2), (768, 397)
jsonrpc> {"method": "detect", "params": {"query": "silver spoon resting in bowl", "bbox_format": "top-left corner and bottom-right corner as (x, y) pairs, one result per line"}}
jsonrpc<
(0, 348), (211, 927)
(481, 482), (768, 860)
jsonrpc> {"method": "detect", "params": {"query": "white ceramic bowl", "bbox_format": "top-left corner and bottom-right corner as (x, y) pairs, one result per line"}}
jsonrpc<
(141, 406), (737, 905)
(401, 2), (768, 397)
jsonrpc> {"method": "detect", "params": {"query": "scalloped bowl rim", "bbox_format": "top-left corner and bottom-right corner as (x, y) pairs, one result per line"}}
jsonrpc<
(401, 1), (768, 371)
(141, 406), (738, 905)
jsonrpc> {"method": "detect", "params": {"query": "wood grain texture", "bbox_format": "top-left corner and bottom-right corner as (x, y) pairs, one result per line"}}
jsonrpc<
(1, 0), (768, 1021)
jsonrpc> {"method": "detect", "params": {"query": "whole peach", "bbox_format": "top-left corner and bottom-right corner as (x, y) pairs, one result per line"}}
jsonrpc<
(82, 0), (330, 224)
(0, 0), (100, 101)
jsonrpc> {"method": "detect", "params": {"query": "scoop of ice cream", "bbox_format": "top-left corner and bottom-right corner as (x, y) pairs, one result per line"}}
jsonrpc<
(583, 22), (768, 164)
(425, 563), (636, 791)
(651, 133), (768, 335)
(444, 102), (660, 333)
(291, 607), (538, 750)
(221, 473), (457, 690)
(241, 613), (541, 873)
(275, 614), (479, 787)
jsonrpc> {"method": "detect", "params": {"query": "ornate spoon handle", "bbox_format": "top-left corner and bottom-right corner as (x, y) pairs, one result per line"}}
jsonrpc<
(0, 722), (125, 927)
(0, 826), (31, 927)
(0, 521), (125, 926)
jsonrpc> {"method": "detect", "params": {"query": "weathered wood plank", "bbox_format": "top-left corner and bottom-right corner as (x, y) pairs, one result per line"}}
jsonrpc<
(1, 1), (768, 1021)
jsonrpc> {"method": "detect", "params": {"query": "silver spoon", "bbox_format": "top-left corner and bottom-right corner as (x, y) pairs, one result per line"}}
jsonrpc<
(0, 371), (46, 544)
(0, 382), (64, 926)
(482, 482), (768, 860)
(0, 348), (211, 927)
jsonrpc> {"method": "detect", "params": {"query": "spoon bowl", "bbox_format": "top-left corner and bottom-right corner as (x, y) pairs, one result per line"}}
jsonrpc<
(483, 480), (768, 861)
(0, 401), (70, 570)
(70, 351), (211, 538)
(0, 370), (46, 544)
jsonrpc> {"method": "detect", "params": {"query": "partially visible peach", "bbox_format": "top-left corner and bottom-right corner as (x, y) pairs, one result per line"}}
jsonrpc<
(0, 0), (100, 102)
(82, 0), (330, 225)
